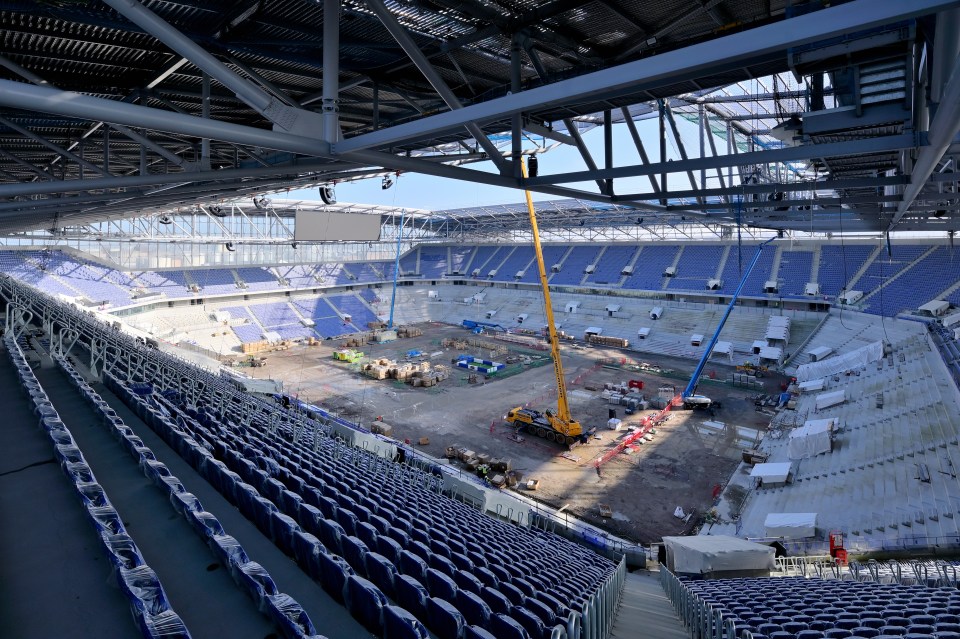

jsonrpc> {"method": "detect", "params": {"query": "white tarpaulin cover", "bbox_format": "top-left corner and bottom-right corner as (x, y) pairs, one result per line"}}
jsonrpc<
(815, 389), (846, 410)
(919, 300), (950, 316)
(765, 325), (790, 341)
(637, 327), (651, 338)
(713, 341), (732, 354)
(788, 418), (835, 459)
(795, 341), (883, 382)
(764, 512), (817, 539)
(797, 378), (825, 393)
(759, 346), (783, 362)
(807, 346), (834, 362)
(663, 535), (775, 575)
(750, 462), (792, 484)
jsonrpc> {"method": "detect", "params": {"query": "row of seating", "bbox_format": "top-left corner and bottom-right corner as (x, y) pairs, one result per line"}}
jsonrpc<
(107, 375), (434, 639)
(167, 390), (578, 639)
(679, 574), (960, 639)
(51, 356), (324, 639)
(3, 335), (192, 639)
(108, 373), (613, 639)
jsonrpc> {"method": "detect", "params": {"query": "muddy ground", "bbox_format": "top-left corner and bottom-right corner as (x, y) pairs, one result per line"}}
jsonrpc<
(240, 322), (784, 544)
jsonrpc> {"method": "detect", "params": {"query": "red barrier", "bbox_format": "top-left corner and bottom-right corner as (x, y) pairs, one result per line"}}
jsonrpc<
(594, 394), (682, 468)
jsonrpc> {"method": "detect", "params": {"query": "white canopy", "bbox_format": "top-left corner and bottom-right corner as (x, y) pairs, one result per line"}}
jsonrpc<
(815, 389), (846, 410)
(650, 306), (663, 320)
(795, 341), (883, 382)
(807, 345), (834, 362)
(691, 334), (704, 345)
(637, 327), (651, 338)
(942, 312), (960, 328)
(750, 462), (792, 484)
(768, 316), (791, 327)
(764, 513), (817, 539)
(663, 535), (775, 575)
(788, 418), (835, 459)
(212, 310), (231, 322)
(585, 326), (602, 336)
(712, 341), (733, 356)
(751, 340), (766, 354)
(605, 304), (621, 312)
(263, 331), (282, 343)
(759, 346), (783, 362)
(765, 325), (790, 342)
(797, 378), (825, 393)
(919, 299), (950, 316)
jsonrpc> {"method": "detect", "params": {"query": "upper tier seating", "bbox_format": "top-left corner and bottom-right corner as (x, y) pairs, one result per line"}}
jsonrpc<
(818, 245), (874, 296)
(777, 251), (815, 297)
(551, 246), (602, 286)
(667, 245), (725, 291)
(192, 269), (238, 295)
(585, 245), (637, 286)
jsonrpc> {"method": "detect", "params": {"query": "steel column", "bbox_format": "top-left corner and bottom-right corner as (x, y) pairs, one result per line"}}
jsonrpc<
(0, 116), (107, 176)
(621, 107), (661, 195)
(322, 0), (341, 143)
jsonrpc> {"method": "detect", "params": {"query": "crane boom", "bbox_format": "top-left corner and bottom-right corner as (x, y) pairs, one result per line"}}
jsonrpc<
(521, 159), (572, 424)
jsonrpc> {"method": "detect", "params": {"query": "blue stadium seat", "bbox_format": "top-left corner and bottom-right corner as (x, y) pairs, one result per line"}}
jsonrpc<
(464, 626), (498, 639)
(235, 561), (279, 611)
(457, 589), (492, 629)
(427, 567), (458, 601)
(512, 605), (548, 639)
(345, 575), (388, 634)
(355, 521), (379, 549)
(453, 570), (484, 595)
(474, 566), (500, 589)
(399, 550), (429, 583)
(378, 535), (404, 565)
(340, 535), (370, 577)
(383, 604), (429, 639)
(481, 586), (513, 615)
(394, 574), (428, 619)
(292, 530), (324, 578)
(120, 565), (172, 617)
(187, 510), (225, 540)
(265, 592), (318, 639)
(104, 533), (145, 572)
(489, 613), (531, 639)
(426, 597), (465, 639)
(499, 581), (527, 606)
(269, 511), (301, 556)
(317, 552), (353, 604)
(141, 609), (191, 639)
(317, 517), (347, 555)
(366, 551), (399, 599)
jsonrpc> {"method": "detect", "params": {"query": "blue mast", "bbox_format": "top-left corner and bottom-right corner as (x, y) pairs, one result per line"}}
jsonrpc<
(388, 209), (405, 329)
(683, 237), (775, 398)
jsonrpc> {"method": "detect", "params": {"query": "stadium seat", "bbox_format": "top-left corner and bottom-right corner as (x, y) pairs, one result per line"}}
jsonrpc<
(457, 589), (492, 629)
(384, 604), (429, 639)
(235, 561), (279, 611)
(427, 567), (459, 601)
(340, 535), (370, 577)
(365, 551), (399, 599)
(395, 574), (429, 621)
(426, 597), (466, 639)
(481, 586), (513, 615)
(265, 593), (318, 639)
(490, 613), (531, 639)
(399, 550), (429, 583)
(345, 575), (388, 634)
(292, 530), (324, 578)
(317, 552), (353, 604)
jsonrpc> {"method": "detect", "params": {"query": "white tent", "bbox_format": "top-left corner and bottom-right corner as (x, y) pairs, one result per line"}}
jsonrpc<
(919, 299), (950, 317)
(212, 310), (231, 322)
(797, 378), (825, 393)
(764, 513), (817, 539)
(750, 462), (792, 484)
(751, 340), (766, 354)
(807, 345), (834, 362)
(815, 389), (846, 410)
(795, 341), (883, 382)
(650, 306), (663, 320)
(690, 334), (704, 346)
(585, 326), (602, 337)
(711, 341), (733, 360)
(758, 346), (783, 364)
(662, 535), (775, 575)
(788, 418), (835, 459)
(637, 327), (651, 339)
(263, 331), (282, 343)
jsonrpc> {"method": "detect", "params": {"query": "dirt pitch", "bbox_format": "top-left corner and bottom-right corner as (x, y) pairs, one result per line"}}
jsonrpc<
(243, 322), (783, 544)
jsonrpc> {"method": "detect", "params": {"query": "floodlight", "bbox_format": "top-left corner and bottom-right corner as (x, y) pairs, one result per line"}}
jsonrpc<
(319, 185), (336, 205)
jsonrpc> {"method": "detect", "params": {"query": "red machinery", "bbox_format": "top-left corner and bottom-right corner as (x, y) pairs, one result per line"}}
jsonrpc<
(628, 379), (644, 390)
(829, 530), (848, 565)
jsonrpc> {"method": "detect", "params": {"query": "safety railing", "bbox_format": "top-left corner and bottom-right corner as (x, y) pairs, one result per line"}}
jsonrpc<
(660, 565), (735, 639)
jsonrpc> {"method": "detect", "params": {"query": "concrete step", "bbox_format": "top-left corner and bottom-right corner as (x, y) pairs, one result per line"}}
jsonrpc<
(610, 570), (689, 639)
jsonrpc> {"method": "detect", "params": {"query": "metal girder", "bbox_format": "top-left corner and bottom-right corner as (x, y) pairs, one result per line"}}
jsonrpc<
(525, 134), (921, 186)
(621, 107), (660, 195)
(362, 0), (506, 171)
(561, 118), (605, 192)
(336, 0), (959, 154)
(620, 175), (908, 201)
(101, 0), (326, 137)
(889, 53), (960, 230)
(662, 101), (702, 202)
(0, 116), (107, 176)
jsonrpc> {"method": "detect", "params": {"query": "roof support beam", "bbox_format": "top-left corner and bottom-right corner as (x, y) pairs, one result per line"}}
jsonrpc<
(889, 52), (960, 230)
(621, 106), (661, 195)
(525, 134), (921, 186)
(101, 0), (326, 137)
(336, 0), (959, 154)
(362, 0), (506, 171)
(0, 116), (107, 176)
(663, 101), (703, 202)
(562, 118), (605, 193)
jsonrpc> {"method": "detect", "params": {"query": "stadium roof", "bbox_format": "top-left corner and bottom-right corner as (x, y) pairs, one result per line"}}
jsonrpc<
(0, 0), (959, 236)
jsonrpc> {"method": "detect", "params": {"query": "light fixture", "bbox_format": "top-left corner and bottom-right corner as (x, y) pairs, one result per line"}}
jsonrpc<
(319, 185), (336, 205)
(209, 205), (226, 217)
(225, 242), (235, 252)
(381, 176), (394, 190)
(291, 242), (298, 249)
(253, 196), (271, 210)
(158, 215), (172, 225)
(528, 156), (538, 178)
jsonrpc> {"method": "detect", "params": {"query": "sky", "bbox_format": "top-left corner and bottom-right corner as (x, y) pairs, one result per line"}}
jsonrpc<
(285, 117), (714, 212)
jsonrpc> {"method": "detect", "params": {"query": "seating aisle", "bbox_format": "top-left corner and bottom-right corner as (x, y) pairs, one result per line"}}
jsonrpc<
(32, 364), (278, 639)
(0, 350), (140, 639)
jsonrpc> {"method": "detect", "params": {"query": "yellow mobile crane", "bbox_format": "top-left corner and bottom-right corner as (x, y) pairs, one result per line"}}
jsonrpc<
(505, 159), (589, 449)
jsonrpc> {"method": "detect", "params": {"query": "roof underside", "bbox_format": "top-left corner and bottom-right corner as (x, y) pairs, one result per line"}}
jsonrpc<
(0, 0), (958, 237)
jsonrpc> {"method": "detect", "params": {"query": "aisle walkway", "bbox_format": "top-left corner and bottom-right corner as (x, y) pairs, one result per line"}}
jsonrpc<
(611, 570), (689, 639)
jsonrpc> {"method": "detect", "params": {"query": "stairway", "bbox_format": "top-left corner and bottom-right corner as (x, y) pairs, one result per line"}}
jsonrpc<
(611, 570), (689, 639)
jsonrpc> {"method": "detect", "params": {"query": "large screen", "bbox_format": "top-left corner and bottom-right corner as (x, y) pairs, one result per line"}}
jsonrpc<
(294, 210), (382, 241)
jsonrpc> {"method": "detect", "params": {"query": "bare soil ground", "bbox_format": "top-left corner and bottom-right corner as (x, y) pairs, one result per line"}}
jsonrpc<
(247, 322), (785, 544)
